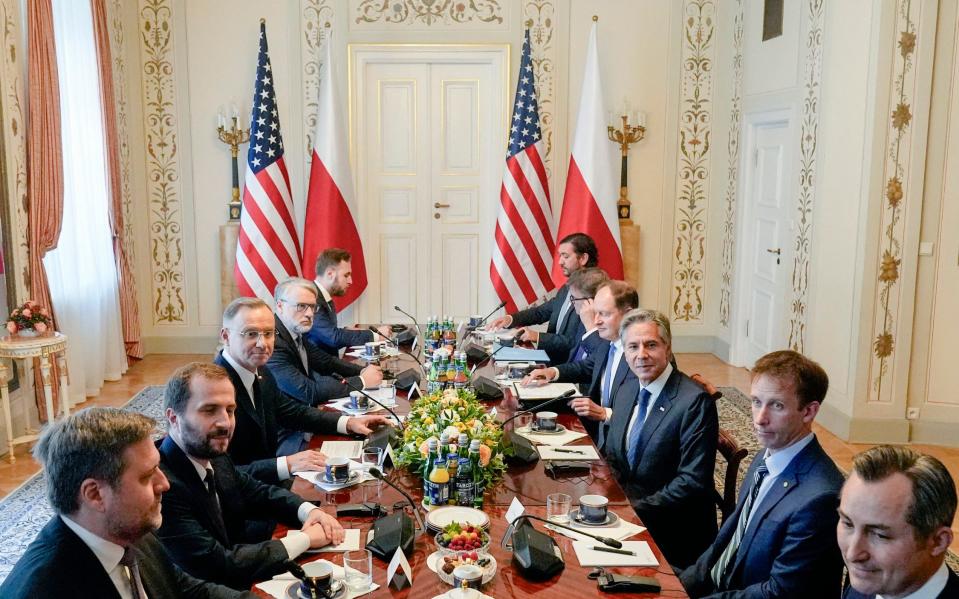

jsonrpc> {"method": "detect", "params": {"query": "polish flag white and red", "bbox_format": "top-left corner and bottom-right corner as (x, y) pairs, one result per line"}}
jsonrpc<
(235, 21), (302, 302)
(301, 33), (367, 310)
(490, 29), (556, 313)
(552, 22), (623, 283)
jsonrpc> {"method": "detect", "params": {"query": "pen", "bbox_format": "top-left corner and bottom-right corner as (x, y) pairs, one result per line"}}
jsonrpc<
(553, 448), (585, 454)
(592, 546), (635, 556)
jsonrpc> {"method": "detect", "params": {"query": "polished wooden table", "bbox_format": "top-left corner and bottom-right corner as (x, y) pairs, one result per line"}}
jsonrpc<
(257, 352), (689, 598)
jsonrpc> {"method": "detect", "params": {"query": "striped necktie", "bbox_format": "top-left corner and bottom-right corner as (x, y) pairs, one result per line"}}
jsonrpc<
(710, 459), (770, 589)
(119, 547), (145, 599)
(601, 344), (618, 407)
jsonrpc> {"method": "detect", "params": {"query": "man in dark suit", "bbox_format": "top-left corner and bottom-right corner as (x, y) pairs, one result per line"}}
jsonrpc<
(217, 297), (390, 485)
(488, 232), (598, 363)
(306, 247), (392, 355)
(270, 276), (382, 413)
(0, 407), (251, 598)
(524, 276), (638, 447)
(603, 309), (718, 569)
(839, 445), (958, 599)
(157, 362), (345, 589)
(680, 350), (846, 597)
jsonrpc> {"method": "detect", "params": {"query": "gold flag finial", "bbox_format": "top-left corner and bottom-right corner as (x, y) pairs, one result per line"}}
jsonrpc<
(260, 17), (266, 24)
(525, 18), (533, 27)
(592, 15), (598, 22)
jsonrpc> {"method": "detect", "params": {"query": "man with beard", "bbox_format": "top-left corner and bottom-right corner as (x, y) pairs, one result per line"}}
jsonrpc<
(488, 232), (598, 363)
(0, 407), (252, 598)
(269, 277), (382, 417)
(216, 297), (390, 485)
(307, 248), (392, 354)
(156, 362), (345, 590)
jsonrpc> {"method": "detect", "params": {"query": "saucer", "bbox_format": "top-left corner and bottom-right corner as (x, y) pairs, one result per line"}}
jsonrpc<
(319, 471), (360, 486)
(528, 423), (567, 435)
(568, 508), (620, 527)
(284, 578), (345, 599)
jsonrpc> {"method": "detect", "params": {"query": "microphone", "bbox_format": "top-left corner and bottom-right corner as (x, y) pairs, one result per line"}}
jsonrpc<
(368, 326), (428, 382)
(477, 300), (508, 327)
(393, 305), (423, 358)
(368, 467), (425, 533)
(499, 388), (578, 429)
(332, 374), (404, 430)
(501, 514), (622, 549)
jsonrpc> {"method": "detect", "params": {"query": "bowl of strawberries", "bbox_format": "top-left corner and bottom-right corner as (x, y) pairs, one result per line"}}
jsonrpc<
(434, 522), (491, 556)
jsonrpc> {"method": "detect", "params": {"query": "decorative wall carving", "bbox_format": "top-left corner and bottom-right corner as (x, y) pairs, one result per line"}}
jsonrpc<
(670, 0), (715, 323)
(868, 0), (919, 401)
(110, 0), (135, 266)
(719, 0), (744, 328)
(0, 0), (30, 300)
(138, 0), (185, 324)
(353, 0), (504, 28)
(523, 1), (555, 183)
(301, 0), (334, 184)
(786, 0), (825, 352)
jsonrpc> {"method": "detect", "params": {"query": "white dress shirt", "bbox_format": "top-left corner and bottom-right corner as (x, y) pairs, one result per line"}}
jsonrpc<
(601, 338), (625, 421)
(876, 562), (949, 599)
(745, 432), (816, 528)
(623, 362), (674, 439)
(61, 515), (147, 599)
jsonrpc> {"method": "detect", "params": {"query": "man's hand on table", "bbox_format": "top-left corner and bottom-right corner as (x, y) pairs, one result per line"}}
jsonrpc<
(287, 449), (328, 474)
(570, 397), (606, 421)
(302, 509), (345, 546)
(522, 367), (557, 387)
(360, 364), (383, 388)
(346, 414), (392, 435)
(487, 315), (513, 330)
(375, 324), (393, 340)
(518, 327), (539, 344)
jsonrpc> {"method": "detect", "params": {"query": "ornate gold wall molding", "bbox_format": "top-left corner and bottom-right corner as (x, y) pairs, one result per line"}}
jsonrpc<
(523, 0), (555, 183)
(868, 0), (920, 402)
(718, 0), (744, 328)
(0, 0), (30, 301)
(110, 0), (135, 267)
(138, 0), (185, 324)
(301, 0), (334, 185)
(786, 0), (825, 352)
(670, 0), (716, 323)
(352, 0), (505, 28)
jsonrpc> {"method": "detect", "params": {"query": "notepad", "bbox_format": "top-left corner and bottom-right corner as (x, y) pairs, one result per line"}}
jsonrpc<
(572, 540), (658, 567)
(319, 440), (363, 459)
(491, 346), (551, 362)
(537, 445), (600, 460)
(513, 382), (580, 400)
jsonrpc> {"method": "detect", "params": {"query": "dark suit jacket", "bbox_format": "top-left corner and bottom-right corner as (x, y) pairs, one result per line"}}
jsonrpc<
(214, 352), (341, 484)
(680, 436), (846, 598)
(605, 369), (719, 569)
(554, 335), (634, 446)
(268, 314), (363, 406)
(156, 436), (306, 589)
(844, 566), (959, 599)
(0, 516), (251, 598)
(509, 283), (582, 363)
(305, 296), (372, 354)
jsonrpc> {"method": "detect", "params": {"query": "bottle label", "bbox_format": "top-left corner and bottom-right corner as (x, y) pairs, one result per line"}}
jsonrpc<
(456, 479), (474, 505)
(426, 480), (448, 506)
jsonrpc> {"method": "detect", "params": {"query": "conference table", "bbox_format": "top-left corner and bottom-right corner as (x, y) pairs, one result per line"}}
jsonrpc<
(258, 349), (689, 598)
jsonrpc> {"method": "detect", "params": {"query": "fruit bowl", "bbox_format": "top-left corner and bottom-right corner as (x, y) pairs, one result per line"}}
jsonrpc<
(434, 522), (491, 556)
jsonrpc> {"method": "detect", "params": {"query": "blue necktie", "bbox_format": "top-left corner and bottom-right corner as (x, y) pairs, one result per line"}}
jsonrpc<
(570, 343), (588, 362)
(626, 388), (652, 468)
(601, 344), (618, 407)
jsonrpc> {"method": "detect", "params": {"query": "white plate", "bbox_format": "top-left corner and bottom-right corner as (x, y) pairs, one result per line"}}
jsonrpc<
(426, 551), (497, 587)
(425, 506), (490, 533)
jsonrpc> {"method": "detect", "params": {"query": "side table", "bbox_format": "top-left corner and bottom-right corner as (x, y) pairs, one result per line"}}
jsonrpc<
(0, 332), (70, 462)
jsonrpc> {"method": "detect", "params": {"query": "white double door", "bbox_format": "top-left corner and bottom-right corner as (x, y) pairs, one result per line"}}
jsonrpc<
(353, 46), (507, 324)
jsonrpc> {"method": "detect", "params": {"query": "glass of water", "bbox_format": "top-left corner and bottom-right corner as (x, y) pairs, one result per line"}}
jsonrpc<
(362, 447), (384, 470)
(343, 549), (373, 593)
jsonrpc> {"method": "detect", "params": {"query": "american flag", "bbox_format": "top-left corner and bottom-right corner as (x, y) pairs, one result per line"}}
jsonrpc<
(235, 21), (302, 301)
(490, 29), (556, 313)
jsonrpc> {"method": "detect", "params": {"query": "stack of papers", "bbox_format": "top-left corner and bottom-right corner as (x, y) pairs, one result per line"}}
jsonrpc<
(546, 515), (646, 542)
(571, 541), (658, 567)
(536, 445), (600, 460)
(491, 346), (551, 362)
(515, 426), (588, 446)
(305, 529), (362, 553)
(319, 441), (364, 460)
(255, 559), (380, 599)
(513, 382), (580, 399)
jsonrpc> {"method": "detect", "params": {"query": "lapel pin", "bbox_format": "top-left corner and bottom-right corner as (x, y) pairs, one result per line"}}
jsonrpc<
(783, 482), (788, 488)
(659, 406), (665, 412)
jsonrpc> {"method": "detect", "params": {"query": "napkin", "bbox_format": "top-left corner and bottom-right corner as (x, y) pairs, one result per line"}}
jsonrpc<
(328, 397), (387, 414)
(296, 460), (374, 491)
(304, 528), (362, 553)
(572, 540), (658, 567)
(514, 426), (589, 446)
(545, 515), (646, 542)
(536, 445), (600, 460)
(254, 559), (381, 599)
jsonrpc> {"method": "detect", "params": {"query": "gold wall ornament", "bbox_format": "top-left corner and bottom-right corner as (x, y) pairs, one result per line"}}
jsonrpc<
(719, 0), (745, 328)
(110, 0), (135, 266)
(786, 0), (825, 352)
(523, 0), (556, 183)
(353, 0), (503, 27)
(302, 0), (333, 183)
(139, 0), (186, 324)
(868, 0), (920, 401)
(607, 113), (646, 221)
(215, 110), (250, 221)
(670, 0), (716, 323)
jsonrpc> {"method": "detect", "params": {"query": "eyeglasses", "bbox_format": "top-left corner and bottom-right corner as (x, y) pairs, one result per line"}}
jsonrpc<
(229, 329), (277, 341)
(280, 300), (318, 314)
(569, 296), (594, 304)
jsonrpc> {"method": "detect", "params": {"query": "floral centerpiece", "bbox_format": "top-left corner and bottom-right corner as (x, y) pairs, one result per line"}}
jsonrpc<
(394, 388), (507, 490)
(6, 300), (52, 337)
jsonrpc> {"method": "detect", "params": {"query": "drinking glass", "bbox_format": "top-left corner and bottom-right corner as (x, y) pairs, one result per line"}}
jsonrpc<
(493, 361), (508, 381)
(343, 549), (373, 593)
(546, 492), (572, 524)
(362, 447), (384, 470)
(380, 379), (397, 405)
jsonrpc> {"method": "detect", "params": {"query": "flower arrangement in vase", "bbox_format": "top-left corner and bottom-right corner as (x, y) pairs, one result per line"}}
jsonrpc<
(6, 300), (52, 337)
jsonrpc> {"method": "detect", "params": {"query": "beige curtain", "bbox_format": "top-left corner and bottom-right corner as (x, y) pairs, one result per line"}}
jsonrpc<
(91, 0), (143, 362)
(26, 0), (64, 421)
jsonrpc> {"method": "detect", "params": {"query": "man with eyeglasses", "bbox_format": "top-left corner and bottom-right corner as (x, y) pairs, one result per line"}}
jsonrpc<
(307, 248), (393, 355)
(523, 279), (638, 447)
(216, 297), (391, 486)
(269, 277), (382, 421)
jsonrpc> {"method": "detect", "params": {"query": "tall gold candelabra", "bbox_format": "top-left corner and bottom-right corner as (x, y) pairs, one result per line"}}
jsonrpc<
(217, 114), (250, 221)
(607, 114), (646, 221)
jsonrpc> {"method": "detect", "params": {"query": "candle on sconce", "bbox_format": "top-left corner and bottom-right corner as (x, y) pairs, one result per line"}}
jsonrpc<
(607, 111), (614, 126)
(231, 103), (238, 120)
(636, 111), (647, 128)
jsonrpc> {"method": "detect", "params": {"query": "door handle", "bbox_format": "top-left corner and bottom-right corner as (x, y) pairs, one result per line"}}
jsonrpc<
(434, 202), (450, 209)
(766, 248), (781, 255)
